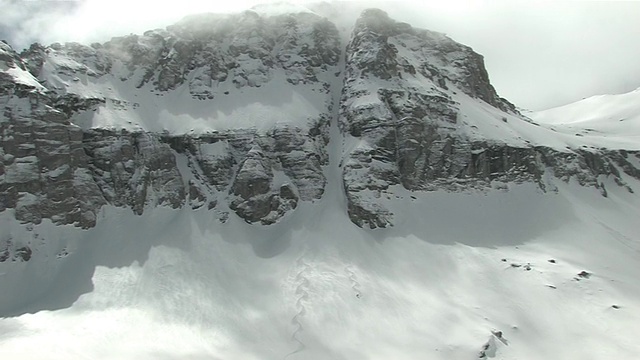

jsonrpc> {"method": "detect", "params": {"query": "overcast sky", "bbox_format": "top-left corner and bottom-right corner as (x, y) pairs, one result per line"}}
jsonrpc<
(1, 0), (639, 111)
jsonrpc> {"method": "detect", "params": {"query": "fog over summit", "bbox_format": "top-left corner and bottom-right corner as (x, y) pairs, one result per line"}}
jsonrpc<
(2, 0), (640, 110)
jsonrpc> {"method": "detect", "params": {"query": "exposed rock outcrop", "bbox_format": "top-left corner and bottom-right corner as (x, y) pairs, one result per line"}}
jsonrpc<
(337, 9), (639, 228)
(1, 9), (639, 231)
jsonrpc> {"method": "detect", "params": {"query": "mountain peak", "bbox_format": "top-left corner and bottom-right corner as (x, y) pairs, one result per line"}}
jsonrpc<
(249, 2), (316, 17)
(0, 6), (638, 230)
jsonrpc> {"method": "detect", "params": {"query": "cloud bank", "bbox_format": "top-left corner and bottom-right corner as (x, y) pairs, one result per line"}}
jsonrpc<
(1, 0), (639, 110)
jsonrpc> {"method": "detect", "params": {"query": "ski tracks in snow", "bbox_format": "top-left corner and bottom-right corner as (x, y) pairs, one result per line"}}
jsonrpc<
(345, 265), (362, 299)
(283, 254), (364, 358)
(597, 220), (640, 256)
(284, 255), (312, 359)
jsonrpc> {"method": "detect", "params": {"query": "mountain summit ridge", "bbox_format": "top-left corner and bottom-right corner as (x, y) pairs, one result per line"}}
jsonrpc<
(1, 8), (639, 229)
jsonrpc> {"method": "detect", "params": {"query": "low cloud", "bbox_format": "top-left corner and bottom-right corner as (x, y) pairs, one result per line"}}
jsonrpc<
(1, 0), (639, 110)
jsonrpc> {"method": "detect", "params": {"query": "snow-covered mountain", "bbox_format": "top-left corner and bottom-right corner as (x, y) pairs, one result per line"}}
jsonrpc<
(1, 5), (639, 360)
(528, 87), (640, 142)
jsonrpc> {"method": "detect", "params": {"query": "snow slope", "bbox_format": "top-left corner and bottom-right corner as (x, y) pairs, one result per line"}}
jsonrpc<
(0, 178), (639, 360)
(527, 87), (640, 149)
(39, 49), (334, 134)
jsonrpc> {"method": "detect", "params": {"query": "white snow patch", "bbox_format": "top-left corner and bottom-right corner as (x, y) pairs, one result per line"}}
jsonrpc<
(3, 67), (46, 91)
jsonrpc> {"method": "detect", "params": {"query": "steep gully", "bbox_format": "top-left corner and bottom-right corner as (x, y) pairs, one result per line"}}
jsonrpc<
(283, 40), (347, 358)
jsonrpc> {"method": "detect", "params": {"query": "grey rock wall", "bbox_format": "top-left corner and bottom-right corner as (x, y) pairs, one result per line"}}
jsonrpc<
(1, 9), (639, 231)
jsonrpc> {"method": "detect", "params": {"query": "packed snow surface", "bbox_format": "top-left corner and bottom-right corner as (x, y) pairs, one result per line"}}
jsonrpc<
(1, 178), (639, 359)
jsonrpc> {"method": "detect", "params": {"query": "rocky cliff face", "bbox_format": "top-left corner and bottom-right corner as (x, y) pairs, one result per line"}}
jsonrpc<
(1, 10), (337, 229)
(337, 9), (639, 228)
(1, 42), (106, 228)
(1, 8), (639, 233)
